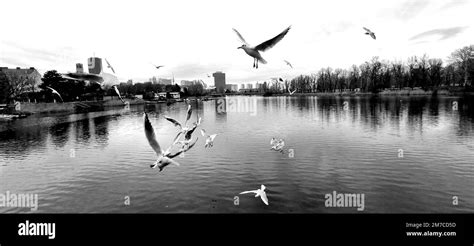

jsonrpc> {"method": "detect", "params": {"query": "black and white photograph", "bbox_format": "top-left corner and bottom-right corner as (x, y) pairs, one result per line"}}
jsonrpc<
(0, 0), (473, 243)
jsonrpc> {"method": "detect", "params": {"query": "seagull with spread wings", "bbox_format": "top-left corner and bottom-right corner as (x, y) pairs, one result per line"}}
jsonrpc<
(144, 113), (194, 172)
(45, 86), (64, 103)
(233, 26), (291, 68)
(151, 63), (165, 70)
(363, 27), (376, 40)
(105, 58), (115, 73)
(240, 185), (269, 205)
(200, 129), (217, 148)
(284, 60), (293, 68)
(164, 104), (194, 134)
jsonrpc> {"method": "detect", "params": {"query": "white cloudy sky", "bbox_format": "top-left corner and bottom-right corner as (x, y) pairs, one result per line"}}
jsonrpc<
(0, 0), (472, 85)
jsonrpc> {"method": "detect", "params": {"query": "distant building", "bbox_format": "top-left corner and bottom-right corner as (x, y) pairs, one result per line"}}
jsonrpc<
(225, 84), (238, 92)
(158, 78), (172, 85)
(180, 80), (196, 87)
(127, 79), (133, 85)
(239, 88), (259, 93)
(88, 57), (102, 74)
(213, 71), (226, 93)
(150, 76), (158, 84)
(76, 63), (84, 73)
(157, 92), (180, 99)
(0, 67), (42, 92)
(246, 83), (253, 89)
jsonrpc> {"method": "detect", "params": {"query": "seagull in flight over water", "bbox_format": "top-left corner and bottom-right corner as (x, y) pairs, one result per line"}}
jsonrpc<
(144, 113), (193, 172)
(201, 129), (217, 148)
(270, 138), (285, 153)
(240, 185), (269, 205)
(105, 58), (115, 73)
(363, 27), (376, 40)
(45, 86), (64, 102)
(233, 26), (291, 68)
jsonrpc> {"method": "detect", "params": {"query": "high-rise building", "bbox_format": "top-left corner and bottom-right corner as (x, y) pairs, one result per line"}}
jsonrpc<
(240, 84), (245, 89)
(76, 63), (84, 73)
(213, 71), (226, 93)
(246, 83), (253, 89)
(88, 57), (102, 74)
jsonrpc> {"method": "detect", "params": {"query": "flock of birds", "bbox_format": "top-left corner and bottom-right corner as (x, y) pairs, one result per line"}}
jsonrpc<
(42, 25), (377, 206)
(144, 104), (217, 172)
(143, 103), (289, 206)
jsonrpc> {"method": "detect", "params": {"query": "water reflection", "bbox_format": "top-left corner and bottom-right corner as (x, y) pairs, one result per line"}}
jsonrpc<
(0, 95), (473, 213)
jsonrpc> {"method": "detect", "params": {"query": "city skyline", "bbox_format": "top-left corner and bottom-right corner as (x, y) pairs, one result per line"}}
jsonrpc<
(0, 0), (473, 85)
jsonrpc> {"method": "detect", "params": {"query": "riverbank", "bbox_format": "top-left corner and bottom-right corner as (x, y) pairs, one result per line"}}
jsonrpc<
(12, 99), (146, 114)
(236, 88), (474, 97)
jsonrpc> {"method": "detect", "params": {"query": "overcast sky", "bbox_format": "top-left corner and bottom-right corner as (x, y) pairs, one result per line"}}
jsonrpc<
(0, 0), (472, 85)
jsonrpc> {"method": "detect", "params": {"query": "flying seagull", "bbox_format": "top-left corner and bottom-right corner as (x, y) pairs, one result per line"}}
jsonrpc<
(45, 86), (64, 102)
(151, 63), (165, 70)
(105, 58), (115, 73)
(363, 27), (376, 40)
(270, 138), (285, 153)
(278, 78), (284, 82)
(112, 85), (125, 104)
(240, 185), (269, 205)
(288, 86), (296, 95)
(144, 112), (192, 172)
(175, 122), (200, 151)
(284, 60), (293, 68)
(233, 26), (291, 68)
(200, 129), (217, 148)
(164, 104), (194, 134)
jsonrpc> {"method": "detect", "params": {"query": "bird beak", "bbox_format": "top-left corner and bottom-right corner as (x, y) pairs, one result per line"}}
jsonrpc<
(237, 46), (241, 49)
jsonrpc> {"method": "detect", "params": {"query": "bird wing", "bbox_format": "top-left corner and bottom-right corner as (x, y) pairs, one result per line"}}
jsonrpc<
(166, 148), (184, 159)
(371, 33), (376, 40)
(232, 28), (249, 46)
(260, 191), (269, 205)
(200, 129), (207, 137)
(185, 104), (192, 124)
(164, 116), (182, 129)
(255, 26), (291, 52)
(240, 190), (258, 195)
(184, 123), (198, 140)
(144, 113), (163, 155)
(186, 137), (199, 151)
(105, 59), (115, 73)
(114, 87), (125, 103)
(363, 27), (371, 32)
(209, 134), (217, 141)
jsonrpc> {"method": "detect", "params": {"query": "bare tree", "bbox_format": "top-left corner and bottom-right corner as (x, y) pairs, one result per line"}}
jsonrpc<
(448, 45), (474, 86)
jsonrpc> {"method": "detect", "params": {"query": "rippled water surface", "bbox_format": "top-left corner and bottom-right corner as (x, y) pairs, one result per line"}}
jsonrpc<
(1, 95), (473, 213)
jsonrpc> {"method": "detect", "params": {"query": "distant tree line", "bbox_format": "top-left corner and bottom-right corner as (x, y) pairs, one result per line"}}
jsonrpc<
(269, 44), (474, 94)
